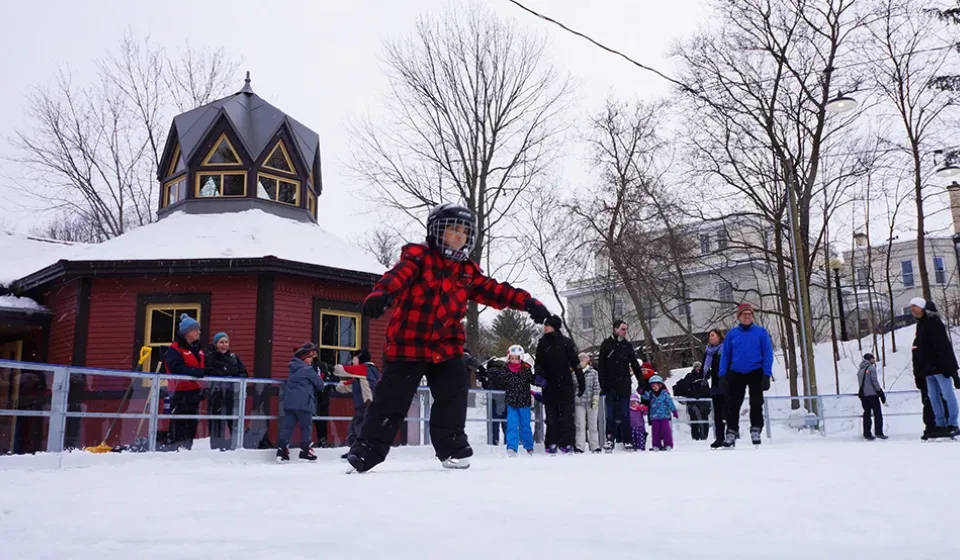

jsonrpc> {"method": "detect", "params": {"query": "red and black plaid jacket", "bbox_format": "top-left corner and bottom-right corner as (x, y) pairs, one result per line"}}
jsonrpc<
(370, 243), (538, 363)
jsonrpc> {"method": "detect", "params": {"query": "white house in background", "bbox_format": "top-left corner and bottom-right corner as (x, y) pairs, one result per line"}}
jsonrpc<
(841, 235), (960, 328)
(561, 218), (834, 356)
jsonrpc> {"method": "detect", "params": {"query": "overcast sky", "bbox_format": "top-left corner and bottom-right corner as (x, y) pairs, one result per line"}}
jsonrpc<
(0, 0), (706, 229)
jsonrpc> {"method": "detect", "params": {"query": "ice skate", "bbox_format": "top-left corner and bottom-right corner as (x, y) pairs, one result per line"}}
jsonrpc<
(526, 448), (535, 456)
(721, 429), (737, 449)
(276, 448), (290, 463)
(441, 456), (471, 469)
(750, 427), (762, 446)
(506, 449), (518, 457)
(602, 440), (615, 453)
(710, 439), (724, 449)
(345, 452), (373, 474)
(298, 446), (317, 461)
(559, 445), (574, 455)
(664, 445), (672, 451)
(864, 433), (876, 441)
(876, 434), (888, 440)
(545, 445), (558, 455)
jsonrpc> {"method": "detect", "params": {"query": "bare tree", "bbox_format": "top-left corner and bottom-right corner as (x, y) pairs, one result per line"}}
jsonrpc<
(349, 3), (571, 349)
(7, 30), (240, 243)
(359, 227), (402, 268)
(869, 0), (960, 301)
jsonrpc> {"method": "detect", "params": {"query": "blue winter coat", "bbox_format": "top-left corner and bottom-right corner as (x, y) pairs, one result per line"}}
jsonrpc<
(643, 388), (677, 420)
(352, 364), (380, 410)
(283, 357), (324, 412)
(719, 323), (774, 377)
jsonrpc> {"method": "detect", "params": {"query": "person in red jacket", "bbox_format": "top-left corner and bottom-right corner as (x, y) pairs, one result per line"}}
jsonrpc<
(163, 313), (205, 450)
(346, 203), (551, 473)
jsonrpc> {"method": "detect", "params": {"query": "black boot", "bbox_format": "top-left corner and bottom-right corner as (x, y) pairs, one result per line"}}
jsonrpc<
(710, 439), (724, 449)
(299, 446), (317, 461)
(276, 448), (290, 463)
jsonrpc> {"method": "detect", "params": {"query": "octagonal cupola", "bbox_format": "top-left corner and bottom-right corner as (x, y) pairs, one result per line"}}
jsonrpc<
(157, 73), (322, 223)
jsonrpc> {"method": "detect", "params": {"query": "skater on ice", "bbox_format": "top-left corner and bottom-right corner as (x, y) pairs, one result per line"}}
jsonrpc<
(910, 298), (960, 439)
(276, 343), (325, 462)
(856, 353), (887, 441)
(332, 349), (380, 451)
(719, 302), (773, 448)
(702, 328), (726, 449)
(345, 203), (551, 473)
(597, 319), (647, 452)
(485, 345), (535, 456)
(574, 352), (602, 453)
(535, 315), (584, 454)
(644, 375), (677, 450)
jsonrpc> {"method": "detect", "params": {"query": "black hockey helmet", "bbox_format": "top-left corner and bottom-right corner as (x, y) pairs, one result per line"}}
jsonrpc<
(426, 202), (476, 261)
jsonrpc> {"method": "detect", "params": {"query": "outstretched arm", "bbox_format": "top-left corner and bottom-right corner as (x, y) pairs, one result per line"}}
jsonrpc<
(370, 244), (426, 300)
(468, 273), (533, 311)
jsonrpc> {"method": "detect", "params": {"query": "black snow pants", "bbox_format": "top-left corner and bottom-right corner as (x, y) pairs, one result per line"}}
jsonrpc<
(543, 382), (576, 449)
(860, 395), (884, 437)
(725, 370), (765, 435)
(350, 358), (471, 468)
(170, 389), (202, 450)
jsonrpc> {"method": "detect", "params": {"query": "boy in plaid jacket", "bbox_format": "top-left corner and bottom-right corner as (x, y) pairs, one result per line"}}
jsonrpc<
(346, 203), (551, 473)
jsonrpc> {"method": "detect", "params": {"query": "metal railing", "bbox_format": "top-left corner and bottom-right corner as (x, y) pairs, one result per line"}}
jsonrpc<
(0, 358), (952, 456)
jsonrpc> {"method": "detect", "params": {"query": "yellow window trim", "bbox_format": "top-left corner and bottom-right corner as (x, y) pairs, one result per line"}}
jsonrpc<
(201, 132), (242, 166)
(163, 175), (186, 207)
(257, 172), (301, 206)
(318, 310), (362, 353)
(263, 139), (296, 174)
(307, 190), (317, 217)
(167, 144), (183, 177)
(142, 303), (201, 372)
(195, 171), (248, 198)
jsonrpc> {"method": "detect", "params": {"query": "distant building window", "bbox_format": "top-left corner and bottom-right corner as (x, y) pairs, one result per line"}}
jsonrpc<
(700, 234), (711, 254)
(718, 281), (733, 303)
(144, 303), (201, 373)
(678, 288), (691, 317)
(614, 299), (625, 318)
(902, 306), (911, 317)
(257, 173), (300, 206)
(717, 230), (729, 251)
(581, 303), (595, 330)
(901, 260), (914, 287)
(319, 310), (361, 365)
(856, 267), (869, 288)
(934, 256), (946, 284)
(163, 176), (187, 207)
(197, 172), (247, 198)
(202, 133), (241, 166)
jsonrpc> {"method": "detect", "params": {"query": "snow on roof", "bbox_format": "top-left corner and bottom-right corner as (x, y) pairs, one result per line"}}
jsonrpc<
(31, 210), (382, 278)
(0, 231), (80, 287)
(0, 294), (49, 313)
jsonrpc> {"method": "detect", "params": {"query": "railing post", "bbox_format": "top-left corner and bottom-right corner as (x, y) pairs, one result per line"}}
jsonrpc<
(147, 374), (161, 452)
(764, 397), (772, 439)
(485, 391), (494, 446)
(423, 387), (432, 446)
(598, 395), (606, 445)
(817, 395), (826, 437)
(234, 379), (247, 451)
(46, 367), (69, 453)
(534, 400), (544, 444)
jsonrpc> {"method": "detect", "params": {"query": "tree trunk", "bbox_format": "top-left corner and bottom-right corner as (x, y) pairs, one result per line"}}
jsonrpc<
(914, 145), (932, 301)
(774, 225), (800, 408)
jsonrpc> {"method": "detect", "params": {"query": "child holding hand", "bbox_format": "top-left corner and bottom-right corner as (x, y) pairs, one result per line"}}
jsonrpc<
(628, 391), (648, 451)
(645, 375), (678, 451)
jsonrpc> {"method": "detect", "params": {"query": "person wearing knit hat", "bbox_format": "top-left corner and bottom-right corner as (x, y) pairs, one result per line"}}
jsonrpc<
(544, 314), (563, 333)
(911, 298), (960, 438)
(597, 319), (646, 452)
(277, 343), (324, 462)
(205, 331), (249, 450)
(162, 313), (205, 450)
(718, 301), (774, 448)
(535, 314), (585, 454)
(909, 297), (927, 312)
(627, 390), (648, 451)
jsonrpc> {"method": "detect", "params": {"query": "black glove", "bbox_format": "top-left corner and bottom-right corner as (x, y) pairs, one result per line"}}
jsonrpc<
(525, 299), (551, 324)
(953, 374), (960, 390)
(361, 291), (390, 319)
(761, 375), (771, 391)
(879, 391), (887, 405)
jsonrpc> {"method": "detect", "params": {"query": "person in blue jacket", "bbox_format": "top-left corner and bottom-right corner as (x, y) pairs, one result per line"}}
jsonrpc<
(719, 302), (773, 448)
(277, 343), (325, 462)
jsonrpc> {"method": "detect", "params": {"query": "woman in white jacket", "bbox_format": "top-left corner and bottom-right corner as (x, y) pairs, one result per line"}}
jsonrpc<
(574, 353), (603, 453)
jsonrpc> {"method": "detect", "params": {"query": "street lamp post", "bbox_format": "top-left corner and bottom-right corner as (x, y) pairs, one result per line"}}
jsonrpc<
(832, 266), (849, 341)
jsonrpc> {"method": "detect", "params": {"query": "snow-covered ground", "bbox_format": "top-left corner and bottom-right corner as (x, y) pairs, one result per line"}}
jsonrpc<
(2, 439), (959, 559)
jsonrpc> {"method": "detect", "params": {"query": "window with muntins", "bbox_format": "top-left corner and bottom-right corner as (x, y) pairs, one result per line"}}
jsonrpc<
(163, 176), (187, 207)
(197, 172), (246, 197)
(719, 281), (733, 303)
(257, 173), (300, 206)
(901, 260), (914, 287)
(319, 310), (361, 365)
(700, 234), (711, 254)
(143, 304), (201, 373)
(717, 230), (729, 251)
(581, 303), (594, 330)
(934, 256), (946, 284)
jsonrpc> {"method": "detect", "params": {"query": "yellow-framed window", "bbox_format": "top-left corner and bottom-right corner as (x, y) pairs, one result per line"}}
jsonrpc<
(167, 143), (186, 177)
(307, 190), (317, 218)
(143, 303), (201, 373)
(163, 175), (187, 207)
(256, 172), (300, 206)
(196, 171), (247, 198)
(262, 140), (296, 174)
(318, 310), (361, 365)
(202, 133), (242, 166)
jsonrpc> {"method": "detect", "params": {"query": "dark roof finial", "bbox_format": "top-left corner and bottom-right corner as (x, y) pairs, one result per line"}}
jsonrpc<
(240, 71), (254, 94)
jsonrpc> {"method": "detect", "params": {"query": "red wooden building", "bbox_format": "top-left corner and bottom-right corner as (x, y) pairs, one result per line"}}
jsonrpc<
(0, 77), (389, 452)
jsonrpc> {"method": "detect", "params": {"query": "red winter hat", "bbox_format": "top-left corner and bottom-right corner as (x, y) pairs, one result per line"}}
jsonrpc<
(736, 302), (755, 318)
(641, 361), (655, 379)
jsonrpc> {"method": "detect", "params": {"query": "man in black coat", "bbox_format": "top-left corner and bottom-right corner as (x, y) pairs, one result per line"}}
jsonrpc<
(597, 319), (646, 450)
(911, 298), (960, 438)
(534, 315), (584, 453)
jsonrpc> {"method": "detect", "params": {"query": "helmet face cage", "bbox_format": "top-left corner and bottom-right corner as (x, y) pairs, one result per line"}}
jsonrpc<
(428, 216), (476, 261)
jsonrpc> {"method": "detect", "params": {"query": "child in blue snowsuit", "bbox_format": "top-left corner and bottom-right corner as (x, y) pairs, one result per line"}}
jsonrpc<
(487, 345), (535, 455)
(644, 375), (678, 450)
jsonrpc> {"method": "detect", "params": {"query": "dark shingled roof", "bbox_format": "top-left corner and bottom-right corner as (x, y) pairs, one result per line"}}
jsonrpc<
(172, 77), (319, 170)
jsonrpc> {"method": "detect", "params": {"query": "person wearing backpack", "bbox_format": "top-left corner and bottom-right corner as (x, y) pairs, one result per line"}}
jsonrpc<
(857, 353), (887, 441)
